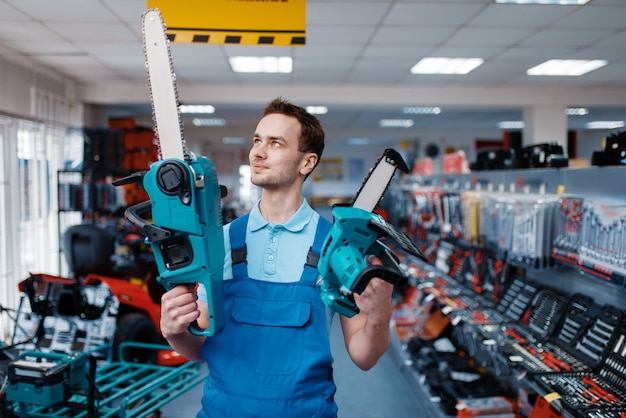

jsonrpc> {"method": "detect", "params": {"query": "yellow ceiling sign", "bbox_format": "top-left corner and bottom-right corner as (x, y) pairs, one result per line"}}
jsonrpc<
(146, 0), (306, 46)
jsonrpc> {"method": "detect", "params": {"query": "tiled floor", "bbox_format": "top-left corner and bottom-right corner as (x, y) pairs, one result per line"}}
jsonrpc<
(159, 314), (424, 417)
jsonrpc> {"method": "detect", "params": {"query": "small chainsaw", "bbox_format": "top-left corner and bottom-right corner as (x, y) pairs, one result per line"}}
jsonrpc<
(317, 149), (426, 317)
(113, 9), (225, 337)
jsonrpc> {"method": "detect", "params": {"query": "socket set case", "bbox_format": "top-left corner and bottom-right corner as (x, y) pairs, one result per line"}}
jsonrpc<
(530, 313), (626, 416)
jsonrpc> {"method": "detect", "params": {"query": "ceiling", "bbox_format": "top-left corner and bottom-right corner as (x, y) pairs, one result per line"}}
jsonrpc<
(1, 0), (626, 147)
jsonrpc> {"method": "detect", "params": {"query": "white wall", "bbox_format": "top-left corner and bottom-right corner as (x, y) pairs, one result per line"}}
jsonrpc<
(0, 58), (70, 119)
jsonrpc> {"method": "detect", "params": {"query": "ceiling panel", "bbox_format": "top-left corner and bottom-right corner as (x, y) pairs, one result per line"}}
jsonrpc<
(0, 0), (624, 147)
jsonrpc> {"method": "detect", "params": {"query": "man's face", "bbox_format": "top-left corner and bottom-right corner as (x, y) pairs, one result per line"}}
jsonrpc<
(249, 113), (307, 189)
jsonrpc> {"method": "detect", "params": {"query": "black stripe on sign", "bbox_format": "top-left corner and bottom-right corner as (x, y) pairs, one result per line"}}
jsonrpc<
(291, 37), (306, 45)
(225, 35), (242, 43)
(167, 34), (176, 42)
(258, 36), (274, 44)
(193, 34), (209, 43)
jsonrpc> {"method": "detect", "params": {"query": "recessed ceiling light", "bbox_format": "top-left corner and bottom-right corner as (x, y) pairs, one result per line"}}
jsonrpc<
(306, 106), (328, 115)
(410, 58), (484, 75)
(229, 56), (292, 73)
(494, 0), (589, 4)
(527, 59), (607, 76)
(379, 119), (414, 128)
(180, 105), (215, 114)
(223, 137), (246, 145)
(497, 121), (525, 129)
(402, 106), (442, 115)
(192, 118), (227, 127)
(346, 138), (370, 146)
(586, 121), (625, 130)
(566, 107), (589, 116)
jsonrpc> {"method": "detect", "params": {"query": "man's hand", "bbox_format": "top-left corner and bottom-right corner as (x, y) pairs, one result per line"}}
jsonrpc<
(353, 276), (394, 326)
(160, 285), (201, 340)
(340, 255), (394, 370)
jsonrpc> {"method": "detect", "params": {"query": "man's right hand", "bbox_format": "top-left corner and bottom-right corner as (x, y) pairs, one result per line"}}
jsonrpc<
(160, 285), (201, 340)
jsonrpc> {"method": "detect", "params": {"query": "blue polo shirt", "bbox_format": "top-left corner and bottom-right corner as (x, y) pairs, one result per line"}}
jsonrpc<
(224, 199), (321, 282)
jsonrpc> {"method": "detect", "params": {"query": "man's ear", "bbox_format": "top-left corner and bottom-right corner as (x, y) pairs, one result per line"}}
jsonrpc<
(300, 152), (318, 176)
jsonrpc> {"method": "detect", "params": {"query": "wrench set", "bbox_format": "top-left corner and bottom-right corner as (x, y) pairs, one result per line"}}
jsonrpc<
(553, 196), (626, 286)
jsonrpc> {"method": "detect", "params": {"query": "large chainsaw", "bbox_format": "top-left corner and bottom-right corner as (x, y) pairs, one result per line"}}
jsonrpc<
(317, 149), (426, 317)
(113, 9), (225, 337)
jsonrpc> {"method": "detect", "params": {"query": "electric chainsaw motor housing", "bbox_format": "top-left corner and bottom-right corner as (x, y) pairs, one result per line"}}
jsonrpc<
(317, 149), (426, 318)
(117, 154), (226, 337)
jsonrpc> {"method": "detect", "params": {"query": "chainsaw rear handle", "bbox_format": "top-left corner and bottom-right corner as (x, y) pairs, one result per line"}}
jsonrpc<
(351, 242), (408, 294)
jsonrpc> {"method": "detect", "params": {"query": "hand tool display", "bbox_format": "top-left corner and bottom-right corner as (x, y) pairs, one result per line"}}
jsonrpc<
(113, 9), (225, 337)
(317, 149), (426, 317)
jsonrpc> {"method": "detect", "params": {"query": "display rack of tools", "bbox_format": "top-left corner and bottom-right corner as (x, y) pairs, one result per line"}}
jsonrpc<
(529, 317), (626, 417)
(2, 342), (207, 418)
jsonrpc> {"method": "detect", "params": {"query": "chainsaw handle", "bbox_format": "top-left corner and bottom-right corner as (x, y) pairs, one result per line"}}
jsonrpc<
(124, 200), (172, 241)
(351, 242), (408, 294)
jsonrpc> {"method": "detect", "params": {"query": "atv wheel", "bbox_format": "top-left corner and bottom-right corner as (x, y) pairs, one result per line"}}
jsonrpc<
(114, 312), (160, 364)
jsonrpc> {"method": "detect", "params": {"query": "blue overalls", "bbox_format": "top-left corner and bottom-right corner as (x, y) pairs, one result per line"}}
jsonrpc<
(198, 213), (337, 418)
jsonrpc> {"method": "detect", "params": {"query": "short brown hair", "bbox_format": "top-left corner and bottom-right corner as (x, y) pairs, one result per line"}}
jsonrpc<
(263, 97), (325, 176)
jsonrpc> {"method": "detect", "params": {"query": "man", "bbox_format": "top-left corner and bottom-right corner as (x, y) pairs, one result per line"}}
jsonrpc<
(160, 97), (394, 417)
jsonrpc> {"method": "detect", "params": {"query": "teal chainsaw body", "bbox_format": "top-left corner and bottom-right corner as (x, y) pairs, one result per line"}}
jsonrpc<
(119, 155), (225, 337)
(316, 149), (426, 318)
(317, 205), (425, 317)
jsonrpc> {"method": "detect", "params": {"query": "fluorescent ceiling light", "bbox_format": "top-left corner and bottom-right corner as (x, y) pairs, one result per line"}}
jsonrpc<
(379, 119), (414, 128)
(223, 137), (246, 145)
(566, 107), (588, 116)
(527, 59), (607, 76)
(346, 138), (370, 146)
(498, 121), (525, 129)
(229, 56), (292, 73)
(494, 0), (589, 4)
(180, 104), (215, 114)
(306, 106), (328, 115)
(192, 118), (227, 127)
(586, 121), (625, 130)
(410, 57), (484, 75)
(403, 106), (442, 115)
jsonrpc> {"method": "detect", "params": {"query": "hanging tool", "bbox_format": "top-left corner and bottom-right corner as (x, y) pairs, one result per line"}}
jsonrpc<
(317, 149), (426, 317)
(113, 9), (225, 337)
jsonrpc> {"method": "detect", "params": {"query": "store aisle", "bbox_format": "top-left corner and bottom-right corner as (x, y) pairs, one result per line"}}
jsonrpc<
(160, 314), (423, 417)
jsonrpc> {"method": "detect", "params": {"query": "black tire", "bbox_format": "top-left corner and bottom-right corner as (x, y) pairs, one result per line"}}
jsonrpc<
(114, 312), (160, 364)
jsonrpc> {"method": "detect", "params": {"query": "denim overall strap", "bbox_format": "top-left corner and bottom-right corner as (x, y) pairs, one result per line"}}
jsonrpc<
(302, 216), (332, 283)
(229, 213), (249, 279)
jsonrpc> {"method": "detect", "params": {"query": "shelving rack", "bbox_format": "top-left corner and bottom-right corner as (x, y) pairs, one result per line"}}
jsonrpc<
(386, 165), (626, 418)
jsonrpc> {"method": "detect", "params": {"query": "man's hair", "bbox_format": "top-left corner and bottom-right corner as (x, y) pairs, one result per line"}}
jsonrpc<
(262, 97), (325, 177)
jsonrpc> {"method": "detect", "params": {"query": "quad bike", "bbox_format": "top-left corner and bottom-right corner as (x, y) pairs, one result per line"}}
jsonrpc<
(9, 221), (185, 366)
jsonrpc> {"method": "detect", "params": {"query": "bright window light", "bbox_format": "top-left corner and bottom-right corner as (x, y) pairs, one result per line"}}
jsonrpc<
(229, 56), (293, 73)
(566, 107), (589, 116)
(586, 121), (625, 130)
(306, 106), (328, 115)
(403, 106), (442, 115)
(494, 0), (589, 4)
(497, 121), (525, 129)
(410, 57), (484, 75)
(179, 105), (215, 114)
(192, 118), (227, 127)
(527, 59), (607, 76)
(379, 119), (414, 128)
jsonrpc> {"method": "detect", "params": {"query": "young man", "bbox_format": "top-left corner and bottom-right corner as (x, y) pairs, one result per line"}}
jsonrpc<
(159, 98), (394, 417)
